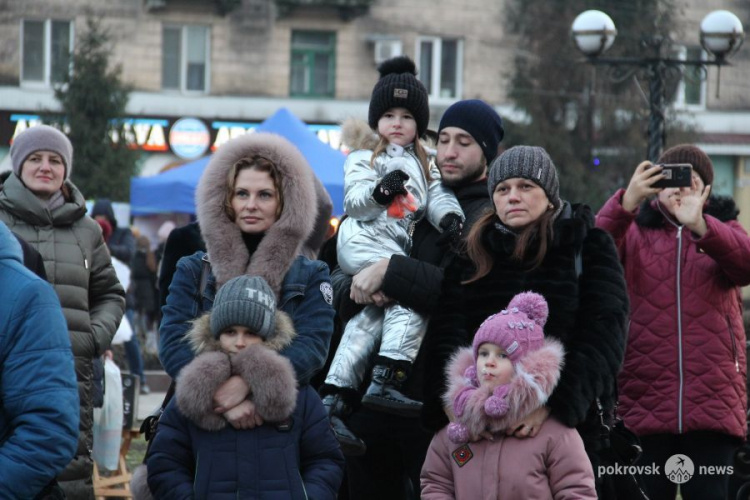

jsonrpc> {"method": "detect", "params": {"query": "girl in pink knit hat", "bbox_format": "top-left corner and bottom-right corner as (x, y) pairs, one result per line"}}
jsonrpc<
(420, 291), (596, 499)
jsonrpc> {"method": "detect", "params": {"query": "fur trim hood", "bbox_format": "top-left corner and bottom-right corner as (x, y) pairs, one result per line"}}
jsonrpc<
(131, 311), (298, 499)
(637, 194), (739, 229)
(175, 310), (298, 431)
(186, 309), (296, 356)
(443, 339), (564, 443)
(196, 132), (316, 295)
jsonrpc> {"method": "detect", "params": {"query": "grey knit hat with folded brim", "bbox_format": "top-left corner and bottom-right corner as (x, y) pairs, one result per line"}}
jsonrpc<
(487, 145), (561, 210)
(10, 125), (73, 180)
(210, 275), (276, 340)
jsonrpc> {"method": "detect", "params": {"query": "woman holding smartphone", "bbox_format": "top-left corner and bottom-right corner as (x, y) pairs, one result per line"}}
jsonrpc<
(596, 144), (750, 500)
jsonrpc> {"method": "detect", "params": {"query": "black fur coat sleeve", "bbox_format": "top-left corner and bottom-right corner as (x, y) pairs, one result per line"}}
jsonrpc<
(547, 228), (629, 426)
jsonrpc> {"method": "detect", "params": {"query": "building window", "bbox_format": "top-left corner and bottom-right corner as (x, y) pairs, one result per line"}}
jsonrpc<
(416, 37), (462, 100)
(290, 31), (336, 98)
(672, 46), (706, 108)
(21, 19), (74, 86)
(162, 25), (210, 93)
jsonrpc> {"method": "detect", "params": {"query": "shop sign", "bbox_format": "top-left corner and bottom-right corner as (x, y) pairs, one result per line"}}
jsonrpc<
(169, 118), (211, 159)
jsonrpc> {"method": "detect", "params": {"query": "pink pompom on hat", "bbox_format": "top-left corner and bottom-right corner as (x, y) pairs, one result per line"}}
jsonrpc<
(472, 291), (548, 363)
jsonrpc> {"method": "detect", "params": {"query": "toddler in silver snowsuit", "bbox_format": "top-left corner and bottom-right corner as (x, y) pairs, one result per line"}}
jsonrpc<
(322, 55), (463, 456)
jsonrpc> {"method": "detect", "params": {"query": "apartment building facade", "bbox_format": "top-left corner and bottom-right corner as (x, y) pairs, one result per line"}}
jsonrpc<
(0, 0), (749, 226)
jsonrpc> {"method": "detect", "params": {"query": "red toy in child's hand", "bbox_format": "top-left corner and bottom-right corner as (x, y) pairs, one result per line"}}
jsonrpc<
(387, 192), (417, 218)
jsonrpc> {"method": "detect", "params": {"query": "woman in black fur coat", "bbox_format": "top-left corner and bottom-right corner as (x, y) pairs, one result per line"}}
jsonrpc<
(424, 145), (629, 485)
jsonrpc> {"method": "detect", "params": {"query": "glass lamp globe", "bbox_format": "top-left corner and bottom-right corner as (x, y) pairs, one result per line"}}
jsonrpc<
(701, 10), (744, 59)
(572, 10), (617, 56)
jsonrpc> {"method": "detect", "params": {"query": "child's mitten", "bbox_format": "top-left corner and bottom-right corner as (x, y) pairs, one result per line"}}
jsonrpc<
(373, 170), (409, 205)
(438, 213), (464, 245)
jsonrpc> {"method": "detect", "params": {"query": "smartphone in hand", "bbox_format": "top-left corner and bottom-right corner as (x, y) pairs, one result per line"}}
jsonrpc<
(651, 164), (692, 189)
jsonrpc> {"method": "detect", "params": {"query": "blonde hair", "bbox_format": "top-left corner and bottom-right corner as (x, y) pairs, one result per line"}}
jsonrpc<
(224, 155), (283, 221)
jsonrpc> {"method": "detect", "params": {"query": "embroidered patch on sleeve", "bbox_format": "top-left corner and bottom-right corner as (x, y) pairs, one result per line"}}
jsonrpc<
(451, 444), (473, 467)
(320, 282), (333, 305)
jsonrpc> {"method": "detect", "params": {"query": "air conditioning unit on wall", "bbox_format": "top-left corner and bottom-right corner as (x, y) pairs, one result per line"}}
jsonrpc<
(374, 39), (403, 64)
(145, 0), (167, 11)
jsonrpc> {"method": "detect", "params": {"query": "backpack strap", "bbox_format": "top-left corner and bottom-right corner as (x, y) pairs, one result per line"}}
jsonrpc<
(141, 253), (212, 462)
(197, 253), (211, 314)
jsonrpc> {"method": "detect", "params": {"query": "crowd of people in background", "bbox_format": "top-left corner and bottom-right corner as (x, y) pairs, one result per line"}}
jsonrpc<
(0, 54), (747, 500)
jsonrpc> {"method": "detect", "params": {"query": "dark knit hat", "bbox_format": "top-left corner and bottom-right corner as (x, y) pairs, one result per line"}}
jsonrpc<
(488, 146), (562, 210)
(657, 144), (714, 186)
(210, 276), (276, 340)
(438, 100), (505, 163)
(368, 56), (430, 137)
(472, 291), (548, 364)
(10, 125), (73, 180)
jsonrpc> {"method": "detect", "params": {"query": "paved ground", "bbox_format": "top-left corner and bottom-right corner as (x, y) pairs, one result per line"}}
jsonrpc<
(137, 390), (167, 421)
(126, 369), (171, 422)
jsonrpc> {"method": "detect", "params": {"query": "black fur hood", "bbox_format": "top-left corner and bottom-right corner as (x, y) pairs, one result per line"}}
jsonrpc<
(486, 201), (593, 255)
(636, 195), (739, 229)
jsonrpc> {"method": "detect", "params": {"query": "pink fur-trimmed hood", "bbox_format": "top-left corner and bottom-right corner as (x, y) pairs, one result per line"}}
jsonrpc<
(195, 132), (316, 295)
(443, 339), (564, 442)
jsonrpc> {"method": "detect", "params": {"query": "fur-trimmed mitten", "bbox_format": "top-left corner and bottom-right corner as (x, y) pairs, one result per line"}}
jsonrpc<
(484, 384), (511, 417)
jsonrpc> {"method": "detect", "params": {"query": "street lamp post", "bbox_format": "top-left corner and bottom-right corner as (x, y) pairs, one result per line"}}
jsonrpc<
(571, 9), (744, 162)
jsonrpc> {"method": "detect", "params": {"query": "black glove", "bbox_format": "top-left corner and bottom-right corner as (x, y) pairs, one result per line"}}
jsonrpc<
(372, 170), (409, 206)
(438, 213), (463, 246)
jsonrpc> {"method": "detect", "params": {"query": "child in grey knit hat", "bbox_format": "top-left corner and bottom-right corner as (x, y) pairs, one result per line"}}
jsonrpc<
(136, 275), (344, 499)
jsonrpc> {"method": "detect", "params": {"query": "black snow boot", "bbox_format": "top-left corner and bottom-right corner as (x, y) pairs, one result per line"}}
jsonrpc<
(361, 358), (423, 417)
(321, 392), (367, 457)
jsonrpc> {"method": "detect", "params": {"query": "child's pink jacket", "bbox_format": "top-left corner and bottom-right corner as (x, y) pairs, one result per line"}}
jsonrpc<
(420, 341), (596, 499)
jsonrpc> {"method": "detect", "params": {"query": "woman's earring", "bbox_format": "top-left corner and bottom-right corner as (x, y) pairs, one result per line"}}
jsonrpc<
(548, 203), (554, 210)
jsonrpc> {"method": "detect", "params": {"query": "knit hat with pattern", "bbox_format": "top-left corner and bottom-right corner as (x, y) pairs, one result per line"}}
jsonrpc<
(368, 56), (430, 137)
(472, 291), (548, 364)
(210, 276), (276, 340)
(487, 145), (561, 210)
(657, 144), (714, 186)
(10, 125), (73, 180)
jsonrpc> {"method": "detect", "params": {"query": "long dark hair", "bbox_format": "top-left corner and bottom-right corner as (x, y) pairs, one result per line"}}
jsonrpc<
(464, 209), (556, 284)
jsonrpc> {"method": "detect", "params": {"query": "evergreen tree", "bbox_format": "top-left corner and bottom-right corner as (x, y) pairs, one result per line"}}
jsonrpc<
(53, 17), (138, 201)
(503, 0), (697, 209)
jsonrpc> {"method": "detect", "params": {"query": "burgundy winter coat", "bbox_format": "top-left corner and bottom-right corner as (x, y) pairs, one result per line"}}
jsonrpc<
(596, 189), (750, 439)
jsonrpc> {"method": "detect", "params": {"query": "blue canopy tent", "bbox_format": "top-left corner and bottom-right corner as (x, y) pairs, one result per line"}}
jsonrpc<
(130, 107), (346, 216)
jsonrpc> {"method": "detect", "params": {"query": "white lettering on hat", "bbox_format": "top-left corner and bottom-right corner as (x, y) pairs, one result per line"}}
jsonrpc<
(244, 288), (274, 308)
(394, 88), (408, 99)
(536, 168), (543, 179)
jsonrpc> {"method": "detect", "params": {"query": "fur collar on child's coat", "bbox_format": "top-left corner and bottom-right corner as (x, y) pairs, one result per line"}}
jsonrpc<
(443, 339), (564, 442)
(130, 311), (299, 500)
(175, 310), (298, 431)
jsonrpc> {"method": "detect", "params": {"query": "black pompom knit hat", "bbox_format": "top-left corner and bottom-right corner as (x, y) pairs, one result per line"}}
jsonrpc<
(368, 55), (430, 137)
